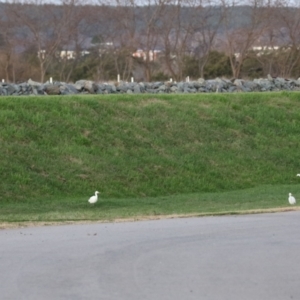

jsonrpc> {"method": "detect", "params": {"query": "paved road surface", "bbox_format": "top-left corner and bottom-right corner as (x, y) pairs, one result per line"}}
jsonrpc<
(1, 212), (300, 300)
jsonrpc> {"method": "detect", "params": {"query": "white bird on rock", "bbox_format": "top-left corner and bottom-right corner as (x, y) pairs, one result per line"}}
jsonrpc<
(88, 191), (100, 204)
(288, 193), (296, 205)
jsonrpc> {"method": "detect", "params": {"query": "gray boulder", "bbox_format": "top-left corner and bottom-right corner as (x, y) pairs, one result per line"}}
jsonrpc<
(75, 80), (97, 93)
(134, 84), (141, 94)
(28, 78), (42, 87)
(59, 83), (78, 95)
(44, 84), (60, 95)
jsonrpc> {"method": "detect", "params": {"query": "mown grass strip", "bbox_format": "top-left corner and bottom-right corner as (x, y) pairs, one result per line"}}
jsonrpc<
(0, 184), (299, 223)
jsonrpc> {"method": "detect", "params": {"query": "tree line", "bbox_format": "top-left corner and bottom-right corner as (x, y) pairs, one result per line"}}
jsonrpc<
(1, 0), (300, 83)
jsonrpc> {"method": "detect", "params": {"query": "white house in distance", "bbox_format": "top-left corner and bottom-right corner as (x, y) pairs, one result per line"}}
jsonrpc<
(37, 49), (90, 60)
(59, 50), (90, 60)
(60, 50), (76, 60)
(59, 47), (161, 61)
(234, 45), (280, 58)
(37, 49), (46, 60)
(252, 45), (280, 56)
(132, 49), (161, 61)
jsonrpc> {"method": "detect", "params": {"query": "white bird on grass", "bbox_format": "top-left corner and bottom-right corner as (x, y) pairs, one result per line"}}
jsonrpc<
(88, 191), (100, 204)
(288, 193), (296, 205)
(297, 174), (300, 177)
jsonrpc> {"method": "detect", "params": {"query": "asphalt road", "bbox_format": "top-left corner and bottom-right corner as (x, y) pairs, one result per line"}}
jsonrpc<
(1, 211), (300, 300)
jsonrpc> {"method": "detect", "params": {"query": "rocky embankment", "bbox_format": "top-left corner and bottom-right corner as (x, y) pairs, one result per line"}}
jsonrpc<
(1, 76), (300, 96)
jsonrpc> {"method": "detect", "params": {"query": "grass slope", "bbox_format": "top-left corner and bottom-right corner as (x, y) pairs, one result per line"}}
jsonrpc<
(1, 92), (300, 222)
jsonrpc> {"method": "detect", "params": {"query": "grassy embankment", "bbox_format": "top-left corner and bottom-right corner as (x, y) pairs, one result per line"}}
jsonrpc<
(1, 92), (300, 223)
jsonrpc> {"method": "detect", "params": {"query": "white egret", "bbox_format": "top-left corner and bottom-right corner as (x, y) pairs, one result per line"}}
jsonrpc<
(288, 193), (296, 205)
(88, 191), (100, 204)
(297, 174), (300, 177)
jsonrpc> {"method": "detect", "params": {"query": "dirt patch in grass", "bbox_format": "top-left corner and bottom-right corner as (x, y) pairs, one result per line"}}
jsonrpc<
(138, 98), (171, 107)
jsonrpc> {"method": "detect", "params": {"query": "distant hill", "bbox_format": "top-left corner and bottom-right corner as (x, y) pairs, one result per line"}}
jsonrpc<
(0, 3), (291, 43)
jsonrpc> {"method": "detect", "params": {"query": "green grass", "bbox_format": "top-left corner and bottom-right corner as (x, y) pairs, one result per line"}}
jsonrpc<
(1, 92), (300, 222)
(0, 185), (299, 223)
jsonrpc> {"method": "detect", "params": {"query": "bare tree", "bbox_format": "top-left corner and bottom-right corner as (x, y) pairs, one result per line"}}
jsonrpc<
(0, 3), (25, 82)
(55, 1), (91, 82)
(159, 0), (185, 80)
(6, 0), (84, 82)
(107, 1), (137, 81)
(270, 0), (300, 77)
(221, 0), (270, 78)
(243, 0), (300, 78)
(0, 23), (16, 82)
(157, 0), (223, 81)
(88, 0), (137, 81)
(131, 0), (169, 81)
(189, 0), (225, 78)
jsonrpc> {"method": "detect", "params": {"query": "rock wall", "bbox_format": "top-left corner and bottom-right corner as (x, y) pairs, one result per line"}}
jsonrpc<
(1, 77), (300, 96)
